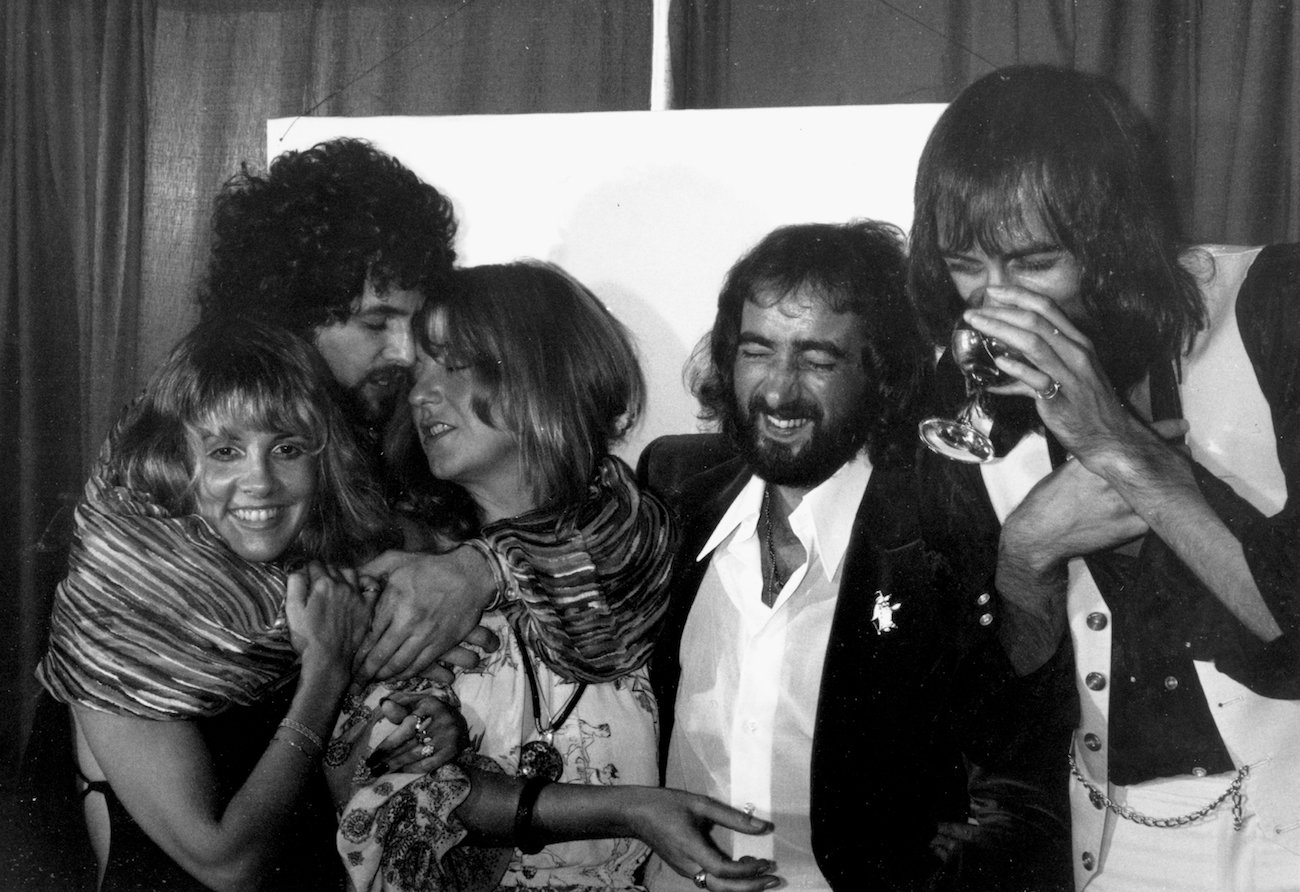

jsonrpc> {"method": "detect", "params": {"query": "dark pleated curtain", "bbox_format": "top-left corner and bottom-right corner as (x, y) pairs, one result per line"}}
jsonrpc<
(1, 0), (149, 799)
(1, 0), (652, 801)
(669, 0), (1300, 245)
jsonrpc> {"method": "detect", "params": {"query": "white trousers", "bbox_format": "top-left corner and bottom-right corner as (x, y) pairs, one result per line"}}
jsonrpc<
(1086, 773), (1300, 891)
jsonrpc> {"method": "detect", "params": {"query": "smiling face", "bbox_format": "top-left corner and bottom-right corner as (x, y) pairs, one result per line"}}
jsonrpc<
(408, 311), (528, 521)
(189, 422), (317, 563)
(939, 212), (1086, 320)
(312, 279), (423, 424)
(731, 289), (872, 490)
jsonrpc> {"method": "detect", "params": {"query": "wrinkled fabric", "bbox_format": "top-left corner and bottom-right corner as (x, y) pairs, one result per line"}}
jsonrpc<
(36, 416), (295, 719)
(480, 456), (676, 683)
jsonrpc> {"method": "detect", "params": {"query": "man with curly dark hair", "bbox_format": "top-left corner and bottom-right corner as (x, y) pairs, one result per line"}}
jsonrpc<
(196, 139), (677, 715)
(637, 221), (1072, 892)
(201, 137), (457, 429)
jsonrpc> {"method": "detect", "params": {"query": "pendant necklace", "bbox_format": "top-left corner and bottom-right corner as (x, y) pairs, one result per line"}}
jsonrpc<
(512, 624), (587, 781)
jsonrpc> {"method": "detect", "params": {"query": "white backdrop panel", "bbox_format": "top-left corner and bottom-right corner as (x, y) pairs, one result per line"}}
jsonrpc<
(269, 105), (945, 463)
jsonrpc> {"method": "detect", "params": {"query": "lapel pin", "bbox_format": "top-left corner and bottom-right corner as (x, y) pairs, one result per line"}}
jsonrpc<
(871, 591), (901, 635)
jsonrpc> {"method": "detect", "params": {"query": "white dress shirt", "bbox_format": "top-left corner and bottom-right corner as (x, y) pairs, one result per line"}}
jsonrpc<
(646, 453), (873, 892)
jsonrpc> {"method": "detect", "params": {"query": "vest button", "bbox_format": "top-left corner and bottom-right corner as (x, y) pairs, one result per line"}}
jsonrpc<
(1192, 767), (1207, 777)
(1086, 612), (1108, 631)
(1164, 675), (1179, 691)
(1083, 733), (1102, 751)
(1082, 851), (1096, 871)
(977, 592), (991, 606)
(1085, 672), (1107, 691)
(979, 613), (993, 626)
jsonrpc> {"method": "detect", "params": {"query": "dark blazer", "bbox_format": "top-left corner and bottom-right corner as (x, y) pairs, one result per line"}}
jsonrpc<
(639, 433), (1072, 892)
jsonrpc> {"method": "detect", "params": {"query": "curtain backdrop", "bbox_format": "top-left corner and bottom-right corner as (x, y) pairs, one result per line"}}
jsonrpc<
(4, 0), (1298, 812)
(1, 0), (149, 796)
(669, 0), (1300, 245)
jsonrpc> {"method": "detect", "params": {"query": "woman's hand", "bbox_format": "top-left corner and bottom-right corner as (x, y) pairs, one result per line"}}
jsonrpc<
(286, 562), (377, 676)
(363, 688), (468, 776)
(323, 683), (468, 808)
(623, 789), (779, 892)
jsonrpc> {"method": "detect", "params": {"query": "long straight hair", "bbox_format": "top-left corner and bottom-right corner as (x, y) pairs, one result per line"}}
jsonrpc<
(909, 65), (1206, 391)
(401, 261), (644, 523)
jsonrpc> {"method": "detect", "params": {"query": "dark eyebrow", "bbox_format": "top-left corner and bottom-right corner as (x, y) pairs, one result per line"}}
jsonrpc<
(737, 331), (848, 358)
(793, 338), (848, 358)
(353, 304), (409, 320)
(737, 331), (774, 348)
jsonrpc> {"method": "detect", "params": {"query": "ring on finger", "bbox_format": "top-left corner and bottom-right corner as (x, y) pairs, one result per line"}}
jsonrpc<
(414, 715), (431, 735)
(692, 869), (708, 889)
(1035, 379), (1062, 401)
(419, 735), (436, 758)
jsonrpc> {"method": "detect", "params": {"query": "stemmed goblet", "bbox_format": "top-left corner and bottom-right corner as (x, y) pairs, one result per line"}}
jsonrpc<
(918, 321), (1022, 463)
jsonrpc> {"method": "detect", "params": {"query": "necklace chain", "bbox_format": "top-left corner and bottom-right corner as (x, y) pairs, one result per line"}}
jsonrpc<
(1067, 749), (1249, 831)
(511, 624), (586, 739)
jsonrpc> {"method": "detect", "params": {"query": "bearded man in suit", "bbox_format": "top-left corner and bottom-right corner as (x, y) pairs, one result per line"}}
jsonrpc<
(639, 220), (1072, 892)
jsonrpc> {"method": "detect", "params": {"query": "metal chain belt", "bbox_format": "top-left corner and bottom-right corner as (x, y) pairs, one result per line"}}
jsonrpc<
(1067, 749), (1249, 831)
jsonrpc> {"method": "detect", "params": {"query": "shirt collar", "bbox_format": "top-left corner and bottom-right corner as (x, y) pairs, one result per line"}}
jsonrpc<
(697, 451), (874, 581)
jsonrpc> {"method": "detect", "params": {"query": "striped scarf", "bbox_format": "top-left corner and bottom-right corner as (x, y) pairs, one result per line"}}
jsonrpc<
(481, 456), (677, 681)
(37, 452), (296, 720)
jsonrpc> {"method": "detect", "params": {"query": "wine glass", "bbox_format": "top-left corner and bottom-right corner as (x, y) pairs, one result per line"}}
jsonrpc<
(918, 322), (1022, 463)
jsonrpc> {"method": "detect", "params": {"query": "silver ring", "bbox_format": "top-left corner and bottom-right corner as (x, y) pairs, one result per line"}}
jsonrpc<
(692, 869), (708, 889)
(1035, 380), (1062, 401)
(414, 715), (431, 734)
(419, 741), (435, 758)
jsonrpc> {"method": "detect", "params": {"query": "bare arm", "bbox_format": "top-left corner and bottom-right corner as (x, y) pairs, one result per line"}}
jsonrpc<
(1087, 428), (1282, 640)
(75, 564), (371, 891)
(455, 771), (779, 891)
(993, 440), (1159, 674)
(968, 288), (1283, 647)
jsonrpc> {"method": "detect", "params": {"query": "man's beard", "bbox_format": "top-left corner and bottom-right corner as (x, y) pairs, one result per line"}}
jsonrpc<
(733, 393), (871, 489)
(337, 365), (410, 430)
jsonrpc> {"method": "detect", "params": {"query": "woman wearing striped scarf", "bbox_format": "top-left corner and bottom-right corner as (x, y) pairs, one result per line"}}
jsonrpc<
(331, 262), (780, 892)
(37, 318), (454, 890)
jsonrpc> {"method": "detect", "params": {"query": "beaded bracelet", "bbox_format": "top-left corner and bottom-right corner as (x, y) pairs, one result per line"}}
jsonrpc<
(513, 776), (552, 855)
(272, 734), (319, 762)
(276, 719), (324, 757)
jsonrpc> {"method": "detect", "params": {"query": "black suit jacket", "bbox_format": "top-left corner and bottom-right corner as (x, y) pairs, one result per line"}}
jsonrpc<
(639, 434), (1073, 892)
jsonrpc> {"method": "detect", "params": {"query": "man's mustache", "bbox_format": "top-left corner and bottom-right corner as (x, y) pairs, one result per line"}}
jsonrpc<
(747, 394), (823, 424)
(361, 365), (411, 390)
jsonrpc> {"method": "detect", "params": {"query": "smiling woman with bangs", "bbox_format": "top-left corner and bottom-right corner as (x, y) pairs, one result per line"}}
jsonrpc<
(35, 318), (455, 891)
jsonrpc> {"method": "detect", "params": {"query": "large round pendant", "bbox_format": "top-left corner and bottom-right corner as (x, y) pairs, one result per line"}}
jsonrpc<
(517, 739), (564, 782)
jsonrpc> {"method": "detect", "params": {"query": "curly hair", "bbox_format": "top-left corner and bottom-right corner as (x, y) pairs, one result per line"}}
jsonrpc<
(199, 138), (457, 333)
(113, 317), (395, 564)
(689, 220), (930, 470)
(388, 261), (645, 534)
(909, 65), (1205, 392)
